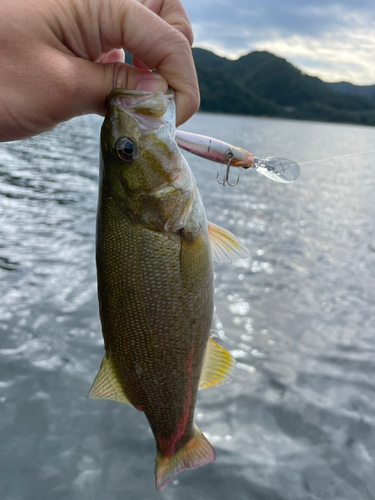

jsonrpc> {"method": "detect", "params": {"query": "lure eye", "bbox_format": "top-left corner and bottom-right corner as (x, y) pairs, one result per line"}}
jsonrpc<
(115, 137), (136, 161)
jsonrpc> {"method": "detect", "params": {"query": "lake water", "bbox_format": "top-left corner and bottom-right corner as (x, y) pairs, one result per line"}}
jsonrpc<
(1, 112), (375, 500)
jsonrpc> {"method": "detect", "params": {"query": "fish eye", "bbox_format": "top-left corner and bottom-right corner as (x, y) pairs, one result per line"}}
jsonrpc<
(115, 137), (136, 161)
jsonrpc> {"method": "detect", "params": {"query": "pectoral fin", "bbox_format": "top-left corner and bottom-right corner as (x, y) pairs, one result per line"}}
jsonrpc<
(89, 354), (131, 405)
(207, 221), (250, 262)
(199, 338), (235, 390)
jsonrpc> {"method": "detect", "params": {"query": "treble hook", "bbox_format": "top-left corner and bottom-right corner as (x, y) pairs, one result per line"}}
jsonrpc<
(216, 149), (240, 187)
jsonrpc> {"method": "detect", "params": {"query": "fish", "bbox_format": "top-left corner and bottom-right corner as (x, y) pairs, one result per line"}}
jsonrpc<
(89, 88), (250, 491)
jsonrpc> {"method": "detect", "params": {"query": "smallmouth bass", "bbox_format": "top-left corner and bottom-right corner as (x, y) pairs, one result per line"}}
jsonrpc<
(90, 89), (249, 491)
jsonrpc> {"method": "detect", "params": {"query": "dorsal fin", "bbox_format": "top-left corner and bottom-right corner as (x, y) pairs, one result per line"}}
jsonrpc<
(199, 338), (235, 390)
(207, 221), (250, 262)
(89, 354), (131, 405)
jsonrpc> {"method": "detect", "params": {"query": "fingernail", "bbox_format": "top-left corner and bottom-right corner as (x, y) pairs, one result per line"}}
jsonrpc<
(136, 73), (168, 93)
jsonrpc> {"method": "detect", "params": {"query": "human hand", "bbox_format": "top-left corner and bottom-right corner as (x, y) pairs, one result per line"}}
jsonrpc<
(0, 0), (199, 141)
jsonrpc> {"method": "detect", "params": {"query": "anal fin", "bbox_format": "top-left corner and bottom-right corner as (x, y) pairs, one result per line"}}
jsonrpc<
(89, 354), (131, 405)
(199, 338), (235, 390)
(207, 221), (250, 262)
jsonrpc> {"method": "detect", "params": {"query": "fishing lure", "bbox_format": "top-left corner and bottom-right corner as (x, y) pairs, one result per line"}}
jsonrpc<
(176, 131), (375, 187)
(175, 130), (300, 186)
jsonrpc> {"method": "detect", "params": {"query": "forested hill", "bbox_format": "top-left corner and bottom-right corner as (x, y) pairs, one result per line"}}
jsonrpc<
(192, 48), (375, 126)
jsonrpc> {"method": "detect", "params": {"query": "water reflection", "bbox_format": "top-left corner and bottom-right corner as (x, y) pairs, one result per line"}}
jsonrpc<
(1, 113), (375, 499)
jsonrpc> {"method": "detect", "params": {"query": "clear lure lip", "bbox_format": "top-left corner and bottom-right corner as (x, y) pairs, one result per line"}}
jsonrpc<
(251, 157), (300, 183)
(175, 130), (300, 185)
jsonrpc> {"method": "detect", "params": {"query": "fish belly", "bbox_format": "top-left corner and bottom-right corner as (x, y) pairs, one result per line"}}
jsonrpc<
(96, 200), (214, 453)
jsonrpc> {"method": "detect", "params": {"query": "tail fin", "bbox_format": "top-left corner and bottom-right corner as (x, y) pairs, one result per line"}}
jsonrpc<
(155, 426), (215, 491)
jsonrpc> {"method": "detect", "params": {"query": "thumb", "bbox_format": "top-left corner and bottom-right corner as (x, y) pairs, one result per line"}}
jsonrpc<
(67, 57), (168, 117)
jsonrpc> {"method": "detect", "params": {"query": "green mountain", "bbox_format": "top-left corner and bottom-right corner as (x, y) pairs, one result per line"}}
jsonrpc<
(328, 81), (375, 100)
(195, 65), (279, 116)
(192, 48), (375, 125)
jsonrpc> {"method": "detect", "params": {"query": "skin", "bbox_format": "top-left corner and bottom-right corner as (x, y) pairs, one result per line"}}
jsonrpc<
(97, 91), (215, 489)
(0, 0), (199, 142)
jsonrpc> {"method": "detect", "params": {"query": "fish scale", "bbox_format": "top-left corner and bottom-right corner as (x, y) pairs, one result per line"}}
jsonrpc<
(99, 193), (211, 445)
(90, 89), (244, 491)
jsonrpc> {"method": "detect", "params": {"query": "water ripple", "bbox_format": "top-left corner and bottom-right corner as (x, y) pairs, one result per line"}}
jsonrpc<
(1, 113), (375, 499)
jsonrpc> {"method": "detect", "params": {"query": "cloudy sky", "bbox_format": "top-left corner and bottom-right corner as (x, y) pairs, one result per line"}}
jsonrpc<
(183, 0), (375, 85)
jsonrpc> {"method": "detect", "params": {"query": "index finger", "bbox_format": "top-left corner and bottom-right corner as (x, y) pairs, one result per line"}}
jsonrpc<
(138, 0), (194, 45)
(108, 0), (199, 125)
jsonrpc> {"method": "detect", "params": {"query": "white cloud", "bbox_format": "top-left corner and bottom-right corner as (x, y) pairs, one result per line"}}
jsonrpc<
(251, 29), (375, 84)
(186, 0), (375, 84)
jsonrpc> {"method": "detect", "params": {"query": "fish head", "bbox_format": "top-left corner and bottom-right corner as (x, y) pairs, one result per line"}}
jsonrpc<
(100, 89), (195, 232)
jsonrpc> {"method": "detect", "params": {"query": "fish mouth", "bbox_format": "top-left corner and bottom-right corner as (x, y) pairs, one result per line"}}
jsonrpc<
(106, 88), (176, 134)
(106, 89), (155, 106)
(107, 88), (174, 99)
(107, 89), (174, 116)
